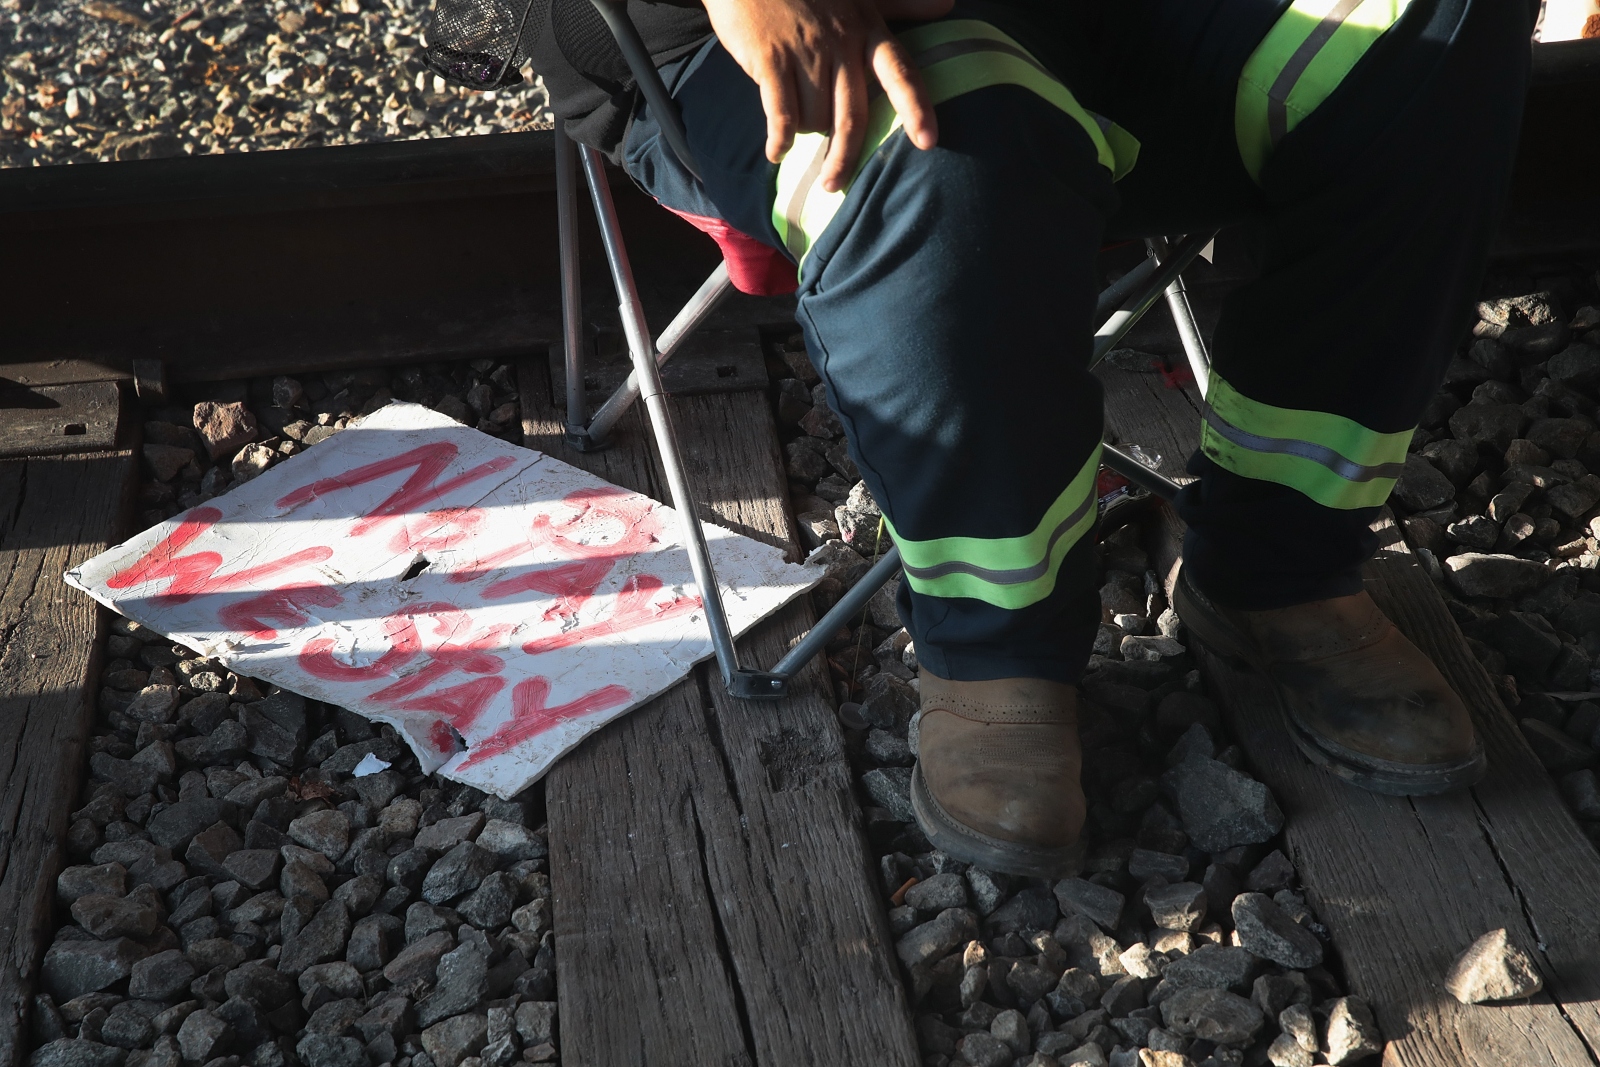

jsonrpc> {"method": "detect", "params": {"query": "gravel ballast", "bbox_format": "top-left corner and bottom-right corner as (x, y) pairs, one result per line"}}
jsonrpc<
(2, 0), (550, 168)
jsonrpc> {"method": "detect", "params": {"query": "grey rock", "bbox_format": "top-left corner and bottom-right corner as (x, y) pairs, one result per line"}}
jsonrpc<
(1231, 893), (1323, 969)
(240, 708), (301, 766)
(1445, 928), (1544, 1003)
(1549, 343), (1600, 390)
(356, 996), (410, 1043)
(1159, 945), (1258, 993)
(43, 939), (147, 1001)
(346, 915), (396, 972)
(414, 813), (484, 852)
(294, 1035), (366, 1067)
(896, 907), (979, 969)
(147, 801), (230, 852)
(1005, 960), (1058, 1004)
(421, 843), (498, 905)
(1158, 987), (1265, 1046)
(57, 864), (128, 903)
(456, 872), (516, 929)
(861, 674), (919, 732)
(1145, 882), (1207, 933)
(965, 867), (1009, 917)
(1101, 975), (1145, 1017)
(1161, 756), (1283, 852)
(406, 902), (459, 943)
(288, 811), (350, 861)
(1251, 974), (1310, 1020)
(184, 822), (243, 880)
(278, 901), (352, 976)
(126, 685), (181, 725)
(990, 1007), (1031, 1053)
(1054, 879), (1124, 931)
(71, 891), (161, 940)
(984, 886), (1058, 935)
(90, 753), (162, 797)
(514, 1001), (557, 1046)
(955, 1032), (1011, 1067)
(416, 943), (489, 1028)
(1394, 454), (1456, 511)
(1520, 719), (1594, 773)
(1279, 1003), (1317, 1052)
(176, 1009), (231, 1064)
(1244, 850), (1296, 894)
(1443, 552), (1550, 599)
(474, 820), (546, 862)
(904, 872), (968, 912)
(1449, 403), (1526, 451)
(383, 930), (454, 985)
(304, 998), (364, 1035)
(187, 937), (246, 973)
(29, 1040), (124, 1067)
(1446, 514), (1500, 551)
(861, 767), (915, 822)
(332, 874), (382, 918)
(1324, 996), (1384, 1064)
(421, 1013), (488, 1067)
(220, 850), (281, 892)
(224, 961), (296, 1009)
(1267, 1033), (1313, 1067)
(129, 950), (197, 1001)
(1127, 850), (1189, 883)
(280, 859), (330, 904)
(299, 962), (364, 1004)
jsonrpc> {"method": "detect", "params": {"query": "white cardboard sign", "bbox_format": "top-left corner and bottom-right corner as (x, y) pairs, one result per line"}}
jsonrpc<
(66, 403), (819, 798)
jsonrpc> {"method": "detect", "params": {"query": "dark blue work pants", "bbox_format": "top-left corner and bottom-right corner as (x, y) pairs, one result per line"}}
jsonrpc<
(616, 0), (1533, 684)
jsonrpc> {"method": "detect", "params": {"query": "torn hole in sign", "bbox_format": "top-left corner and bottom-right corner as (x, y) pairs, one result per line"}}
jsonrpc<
(400, 556), (430, 581)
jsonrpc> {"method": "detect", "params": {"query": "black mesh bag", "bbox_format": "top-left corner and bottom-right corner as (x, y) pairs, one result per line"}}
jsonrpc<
(422, 0), (550, 89)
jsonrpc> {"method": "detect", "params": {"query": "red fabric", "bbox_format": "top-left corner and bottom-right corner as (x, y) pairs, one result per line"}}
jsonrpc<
(1160, 361), (1195, 390)
(660, 204), (799, 297)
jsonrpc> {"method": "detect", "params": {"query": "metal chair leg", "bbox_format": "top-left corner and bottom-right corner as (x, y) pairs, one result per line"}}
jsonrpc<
(1146, 236), (1213, 399)
(584, 262), (735, 446)
(554, 132), (590, 448)
(576, 144), (785, 697)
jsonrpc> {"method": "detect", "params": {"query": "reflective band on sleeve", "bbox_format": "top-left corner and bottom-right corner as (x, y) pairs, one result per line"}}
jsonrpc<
(772, 20), (1139, 275)
(1199, 371), (1413, 510)
(1235, 0), (1412, 183)
(888, 443), (1103, 610)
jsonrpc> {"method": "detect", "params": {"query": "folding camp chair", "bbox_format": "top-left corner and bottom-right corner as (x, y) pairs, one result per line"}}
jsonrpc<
(423, 0), (1217, 699)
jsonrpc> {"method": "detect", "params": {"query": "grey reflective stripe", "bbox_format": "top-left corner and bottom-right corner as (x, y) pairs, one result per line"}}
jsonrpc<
(1201, 402), (1407, 483)
(1267, 0), (1365, 144)
(898, 490), (1097, 586)
(779, 141), (831, 260)
(910, 36), (1053, 79)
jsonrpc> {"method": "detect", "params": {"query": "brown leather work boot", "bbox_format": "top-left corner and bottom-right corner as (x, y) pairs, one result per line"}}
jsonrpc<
(910, 672), (1086, 878)
(1173, 568), (1485, 795)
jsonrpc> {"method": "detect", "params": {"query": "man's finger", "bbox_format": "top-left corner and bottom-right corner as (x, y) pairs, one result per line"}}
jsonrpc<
(759, 62), (799, 163)
(872, 34), (936, 150)
(820, 56), (869, 192)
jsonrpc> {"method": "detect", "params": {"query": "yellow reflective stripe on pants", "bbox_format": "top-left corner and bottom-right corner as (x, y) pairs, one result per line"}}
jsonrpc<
(1236, 0), (1412, 183)
(771, 19), (1139, 275)
(888, 444), (1103, 610)
(1199, 371), (1413, 509)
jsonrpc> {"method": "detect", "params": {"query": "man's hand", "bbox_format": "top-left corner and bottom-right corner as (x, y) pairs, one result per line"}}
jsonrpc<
(701, 0), (953, 192)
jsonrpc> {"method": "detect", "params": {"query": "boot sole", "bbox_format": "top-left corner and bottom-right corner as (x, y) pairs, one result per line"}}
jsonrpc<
(910, 763), (1085, 879)
(1173, 569), (1486, 797)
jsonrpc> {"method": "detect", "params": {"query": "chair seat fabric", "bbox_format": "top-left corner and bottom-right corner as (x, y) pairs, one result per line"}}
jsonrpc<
(659, 204), (799, 297)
